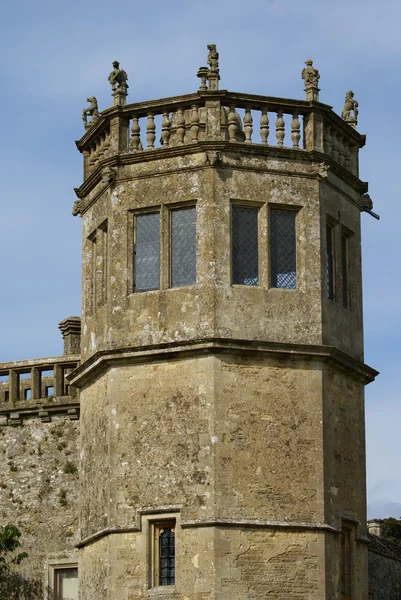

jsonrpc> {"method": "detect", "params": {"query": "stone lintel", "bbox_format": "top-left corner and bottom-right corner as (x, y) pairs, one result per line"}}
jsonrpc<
(68, 338), (378, 389)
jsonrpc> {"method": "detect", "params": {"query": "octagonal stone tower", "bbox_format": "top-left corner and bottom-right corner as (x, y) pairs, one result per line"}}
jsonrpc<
(71, 51), (377, 600)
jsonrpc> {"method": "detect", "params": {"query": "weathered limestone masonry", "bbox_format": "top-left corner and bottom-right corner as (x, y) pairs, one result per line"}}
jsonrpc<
(70, 48), (378, 600)
(0, 318), (81, 597)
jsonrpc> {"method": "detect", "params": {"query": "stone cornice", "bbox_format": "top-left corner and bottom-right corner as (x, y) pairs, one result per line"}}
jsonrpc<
(0, 398), (80, 424)
(74, 141), (367, 210)
(68, 338), (378, 389)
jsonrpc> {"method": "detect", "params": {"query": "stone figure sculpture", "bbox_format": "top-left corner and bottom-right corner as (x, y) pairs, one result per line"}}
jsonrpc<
(108, 61), (129, 92)
(302, 59), (320, 101)
(81, 97), (100, 128)
(207, 44), (219, 74)
(341, 91), (359, 126)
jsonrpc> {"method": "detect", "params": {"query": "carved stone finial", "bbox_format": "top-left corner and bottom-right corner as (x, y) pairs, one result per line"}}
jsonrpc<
(302, 59), (320, 102)
(72, 199), (82, 217)
(310, 162), (330, 180)
(101, 166), (117, 185)
(341, 91), (359, 128)
(197, 66), (209, 91)
(206, 44), (220, 91)
(82, 97), (100, 130)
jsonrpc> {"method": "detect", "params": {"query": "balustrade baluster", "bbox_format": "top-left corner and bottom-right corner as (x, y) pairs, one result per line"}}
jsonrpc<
(291, 112), (300, 149)
(228, 105), (238, 142)
(331, 130), (339, 161)
(337, 136), (345, 166)
(344, 141), (351, 170)
(324, 125), (332, 156)
(244, 108), (253, 143)
(276, 111), (285, 147)
(130, 117), (141, 151)
(190, 105), (200, 142)
(146, 113), (156, 149)
(260, 109), (269, 144)
(176, 109), (185, 144)
(161, 112), (171, 147)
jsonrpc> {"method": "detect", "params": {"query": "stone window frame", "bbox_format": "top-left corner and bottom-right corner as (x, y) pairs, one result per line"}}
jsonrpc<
(129, 200), (198, 294)
(85, 218), (108, 315)
(268, 204), (299, 290)
(325, 215), (355, 311)
(230, 200), (264, 287)
(45, 558), (78, 600)
(141, 510), (180, 593)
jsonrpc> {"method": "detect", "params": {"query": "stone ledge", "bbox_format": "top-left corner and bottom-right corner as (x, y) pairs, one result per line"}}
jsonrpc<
(69, 338), (378, 389)
(0, 398), (80, 425)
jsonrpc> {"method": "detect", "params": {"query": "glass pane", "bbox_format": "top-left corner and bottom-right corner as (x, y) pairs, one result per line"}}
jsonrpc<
(270, 209), (296, 289)
(341, 234), (348, 309)
(159, 528), (175, 585)
(171, 207), (196, 288)
(232, 206), (259, 286)
(135, 213), (160, 291)
(56, 568), (78, 600)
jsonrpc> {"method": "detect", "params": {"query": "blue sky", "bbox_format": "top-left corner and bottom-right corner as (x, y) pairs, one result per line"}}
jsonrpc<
(0, 0), (400, 519)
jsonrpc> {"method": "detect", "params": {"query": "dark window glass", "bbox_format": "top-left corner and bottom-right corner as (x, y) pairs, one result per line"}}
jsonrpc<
(171, 207), (196, 288)
(341, 234), (349, 309)
(326, 224), (335, 300)
(134, 213), (160, 291)
(340, 528), (352, 596)
(270, 209), (296, 289)
(232, 206), (259, 286)
(159, 527), (175, 586)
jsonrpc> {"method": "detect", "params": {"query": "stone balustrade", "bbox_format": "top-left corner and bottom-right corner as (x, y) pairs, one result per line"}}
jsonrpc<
(0, 355), (80, 404)
(76, 90), (365, 181)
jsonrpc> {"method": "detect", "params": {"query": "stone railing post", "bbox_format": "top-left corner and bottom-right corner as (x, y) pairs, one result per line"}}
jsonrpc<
(9, 370), (18, 402)
(54, 364), (63, 397)
(303, 111), (324, 152)
(31, 367), (41, 401)
(109, 111), (129, 155)
(204, 98), (223, 141)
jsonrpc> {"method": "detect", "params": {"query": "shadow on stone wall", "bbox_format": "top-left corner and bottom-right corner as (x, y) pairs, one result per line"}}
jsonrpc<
(0, 573), (43, 599)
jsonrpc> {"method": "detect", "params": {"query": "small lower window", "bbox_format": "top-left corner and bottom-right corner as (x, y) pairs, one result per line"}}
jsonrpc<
(326, 223), (335, 300)
(152, 522), (175, 587)
(53, 566), (78, 600)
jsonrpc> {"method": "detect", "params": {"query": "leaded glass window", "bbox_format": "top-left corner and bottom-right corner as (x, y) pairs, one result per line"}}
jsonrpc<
(159, 527), (175, 585)
(341, 233), (349, 309)
(171, 207), (196, 288)
(134, 212), (160, 291)
(326, 223), (335, 300)
(270, 209), (296, 289)
(232, 206), (259, 286)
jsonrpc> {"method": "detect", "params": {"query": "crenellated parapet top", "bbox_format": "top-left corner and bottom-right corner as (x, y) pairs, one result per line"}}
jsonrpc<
(75, 47), (366, 201)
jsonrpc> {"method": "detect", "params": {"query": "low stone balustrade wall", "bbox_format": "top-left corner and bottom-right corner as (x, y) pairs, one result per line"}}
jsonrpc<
(0, 356), (79, 405)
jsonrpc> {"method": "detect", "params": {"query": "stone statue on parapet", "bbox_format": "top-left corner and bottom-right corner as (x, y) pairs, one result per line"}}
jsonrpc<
(302, 59), (320, 102)
(341, 91), (359, 127)
(207, 44), (219, 74)
(108, 61), (129, 93)
(82, 97), (100, 129)
(207, 44), (220, 90)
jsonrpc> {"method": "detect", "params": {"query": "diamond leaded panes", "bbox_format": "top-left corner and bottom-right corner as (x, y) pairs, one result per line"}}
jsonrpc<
(232, 206), (259, 286)
(134, 212), (160, 290)
(159, 527), (175, 585)
(270, 209), (296, 289)
(171, 207), (196, 288)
